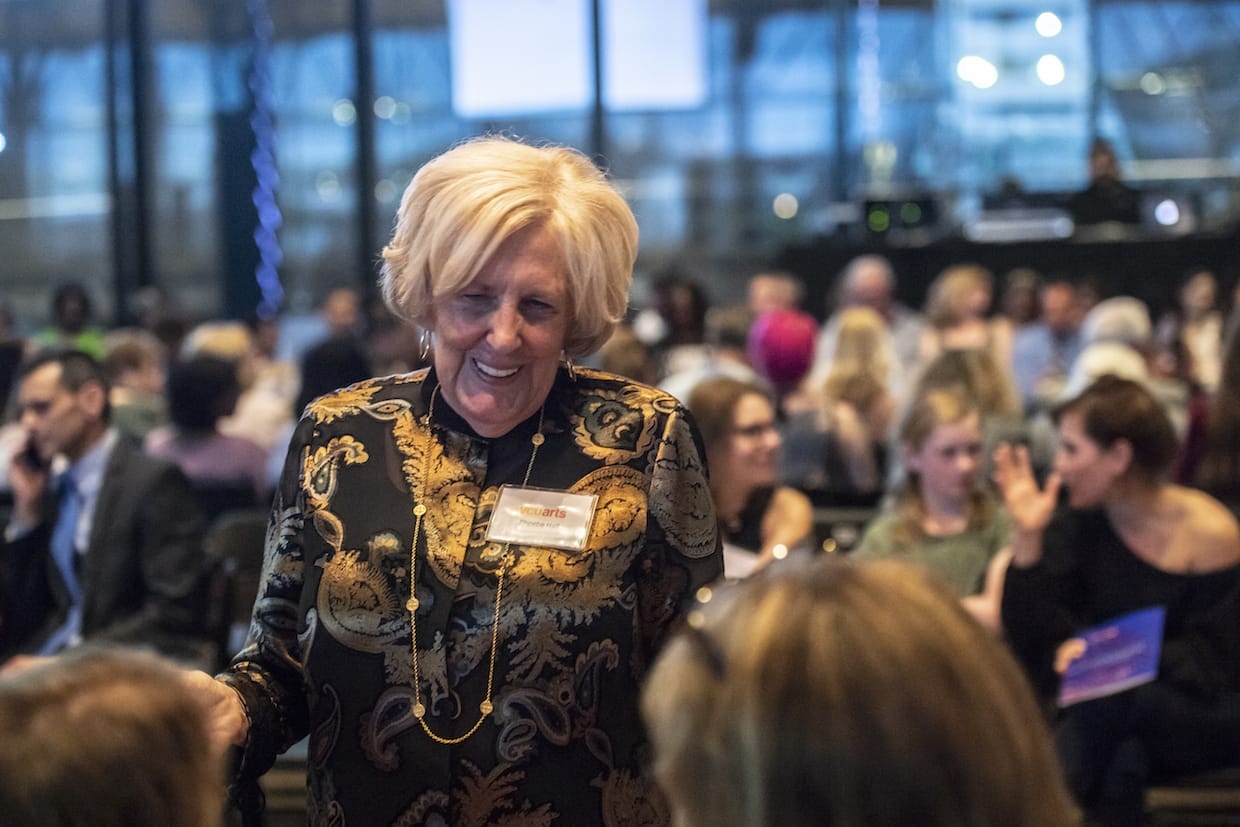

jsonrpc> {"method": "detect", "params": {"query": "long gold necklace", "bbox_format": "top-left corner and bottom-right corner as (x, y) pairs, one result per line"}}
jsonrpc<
(407, 384), (544, 744)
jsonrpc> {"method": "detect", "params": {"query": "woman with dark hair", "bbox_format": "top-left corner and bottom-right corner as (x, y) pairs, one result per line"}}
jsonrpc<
(995, 375), (1240, 826)
(144, 355), (269, 512)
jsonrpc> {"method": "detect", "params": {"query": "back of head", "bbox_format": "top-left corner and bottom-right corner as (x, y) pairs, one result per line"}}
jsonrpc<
(0, 648), (222, 827)
(380, 135), (639, 358)
(911, 348), (1021, 419)
(1080, 296), (1150, 349)
(825, 307), (889, 404)
(746, 310), (817, 392)
(643, 557), (1077, 827)
(167, 355), (241, 432)
(1055, 374), (1178, 480)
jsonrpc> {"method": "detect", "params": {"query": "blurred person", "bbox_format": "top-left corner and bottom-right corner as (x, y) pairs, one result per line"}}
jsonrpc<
(745, 309), (817, 404)
(853, 388), (1012, 631)
(183, 136), (723, 826)
(998, 267), (1042, 330)
(1012, 278), (1083, 410)
(645, 271), (711, 379)
(31, 284), (106, 360)
(919, 263), (1013, 368)
(0, 647), (225, 827)
(659, 304), (761, 405)
(785, 306), (893, 499)
(1067, 137), (1141, 227)
(1155, 268), (1223, 392)
(144, 354), (270, 513)
(1, 350), (211, 663)
(746, 270), (803, 315)
(101, 328), (168, 440)
(642, 556), (1080, 827)
(294, 287), (373, 414)
(805, 254), (923, 399)
(995, 375), (1240, 826)
(1188, 323), (1240, 515)
(597, 324), (660, 386)
(689, 377), (812, 578)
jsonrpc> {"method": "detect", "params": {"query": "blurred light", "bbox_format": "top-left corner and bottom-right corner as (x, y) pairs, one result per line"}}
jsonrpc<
(391, 102), (413, 124)
(772, 544), (788, 560)
(1036, 54), (1065, 86)
(0, 132), (6, 153)
(900, 201), (923, 225)
(773, 193), (799, 219)
(957, 55), (998, 89)
(373, 96), (397, 119)
(1035, 12), (1062, 37)
(1154, 199), (1181, 226)
(867, 206), (890, 233)
(695, 586), (713, 604)
(332, 99), (357, 126)
(374, 179), (399, 203)
(316, 170), (341, 201)
(1140, 72), (1166, 95)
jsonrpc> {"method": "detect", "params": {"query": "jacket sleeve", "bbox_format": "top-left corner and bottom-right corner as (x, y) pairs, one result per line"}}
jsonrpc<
(637, 402), (723, 665)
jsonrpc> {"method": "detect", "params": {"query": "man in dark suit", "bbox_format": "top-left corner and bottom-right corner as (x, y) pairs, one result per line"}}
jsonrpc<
(1, 349), (212, 663)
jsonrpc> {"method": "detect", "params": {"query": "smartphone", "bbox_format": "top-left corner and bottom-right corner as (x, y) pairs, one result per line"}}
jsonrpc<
(18, 436), (49, 473)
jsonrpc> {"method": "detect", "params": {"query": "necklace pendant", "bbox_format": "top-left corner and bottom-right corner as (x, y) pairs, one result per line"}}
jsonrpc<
(479, 700), (493, 714)
(406, 596), (420, 612)
(531, 432), (545, 447)
(412, 702), (425, 719)
(413, 503), (427, 517)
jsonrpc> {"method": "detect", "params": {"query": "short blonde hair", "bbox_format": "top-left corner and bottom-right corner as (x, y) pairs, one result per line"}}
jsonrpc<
(381, 136), (639, 357)
(925, 263), (993, 329)
(643, 557), (1078, 827)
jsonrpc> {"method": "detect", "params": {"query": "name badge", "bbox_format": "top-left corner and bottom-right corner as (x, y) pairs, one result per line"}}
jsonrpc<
(487, 485), (597, 551)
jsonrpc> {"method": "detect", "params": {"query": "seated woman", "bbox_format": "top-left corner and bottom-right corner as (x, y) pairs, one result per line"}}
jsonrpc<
(995, 375), (1240, 827)
(918, 263), (1013, 369)
(853, 387), (1012, 631)
(642, 556), (1079, 827)
(688, 377), (813, 578)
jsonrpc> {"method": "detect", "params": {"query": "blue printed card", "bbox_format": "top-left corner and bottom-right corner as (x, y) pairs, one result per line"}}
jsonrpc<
(1057, 606), (1166, 707)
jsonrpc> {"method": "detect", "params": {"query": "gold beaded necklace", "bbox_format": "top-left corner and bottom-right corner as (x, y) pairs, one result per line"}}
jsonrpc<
(407, 384), (544, 744)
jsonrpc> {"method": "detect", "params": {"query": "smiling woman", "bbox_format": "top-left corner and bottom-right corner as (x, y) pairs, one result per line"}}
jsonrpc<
(193, 135), (724, 826)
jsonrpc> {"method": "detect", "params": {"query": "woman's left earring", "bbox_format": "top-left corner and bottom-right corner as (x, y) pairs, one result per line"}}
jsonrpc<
(562, 352), (577, 382)
(419, 329), (433, 362)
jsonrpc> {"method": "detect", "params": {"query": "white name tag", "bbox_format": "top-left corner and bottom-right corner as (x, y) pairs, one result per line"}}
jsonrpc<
(487, 485), (598, 551)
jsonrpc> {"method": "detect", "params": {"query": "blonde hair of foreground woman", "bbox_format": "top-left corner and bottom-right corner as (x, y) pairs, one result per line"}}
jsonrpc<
(642, 557), (1079, 827)
(0, 648), (223, 827)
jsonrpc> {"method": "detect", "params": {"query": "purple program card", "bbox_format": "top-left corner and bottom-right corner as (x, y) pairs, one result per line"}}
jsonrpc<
(1058, 605), (1166, 707)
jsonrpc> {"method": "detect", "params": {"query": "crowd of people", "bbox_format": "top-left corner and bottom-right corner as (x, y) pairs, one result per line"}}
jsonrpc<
(1, 134), (1240, 826)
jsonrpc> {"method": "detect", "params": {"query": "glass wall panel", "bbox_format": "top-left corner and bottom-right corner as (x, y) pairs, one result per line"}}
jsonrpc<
(0, 1), (111, 331)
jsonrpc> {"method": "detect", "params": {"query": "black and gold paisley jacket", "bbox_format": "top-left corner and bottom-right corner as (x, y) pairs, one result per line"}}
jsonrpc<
(221, 366), (722, 826)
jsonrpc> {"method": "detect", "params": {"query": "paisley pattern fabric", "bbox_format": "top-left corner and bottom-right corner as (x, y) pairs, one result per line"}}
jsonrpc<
(221, 367), (722, 826)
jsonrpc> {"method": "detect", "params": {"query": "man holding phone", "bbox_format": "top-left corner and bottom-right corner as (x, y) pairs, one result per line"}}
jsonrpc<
(1, 349), (212, 664)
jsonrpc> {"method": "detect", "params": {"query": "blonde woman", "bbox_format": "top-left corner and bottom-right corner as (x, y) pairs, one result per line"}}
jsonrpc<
(642, 556), (1079, 827)
(919, 263), (1013, 367)
(853, 387), (1012, 630)
(815, 306), (896, 496)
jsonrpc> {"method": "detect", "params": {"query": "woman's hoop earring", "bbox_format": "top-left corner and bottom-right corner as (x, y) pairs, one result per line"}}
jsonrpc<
(562, 353), (577, 382)
(419, 329), (433, 361)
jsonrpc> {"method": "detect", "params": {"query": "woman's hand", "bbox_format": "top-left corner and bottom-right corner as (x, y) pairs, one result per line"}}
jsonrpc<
(992, 443), (1060, 534)
(992, 443), (1060, 568)
(1054, 638), (1087, 674)
(180, 670), (250, 756)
